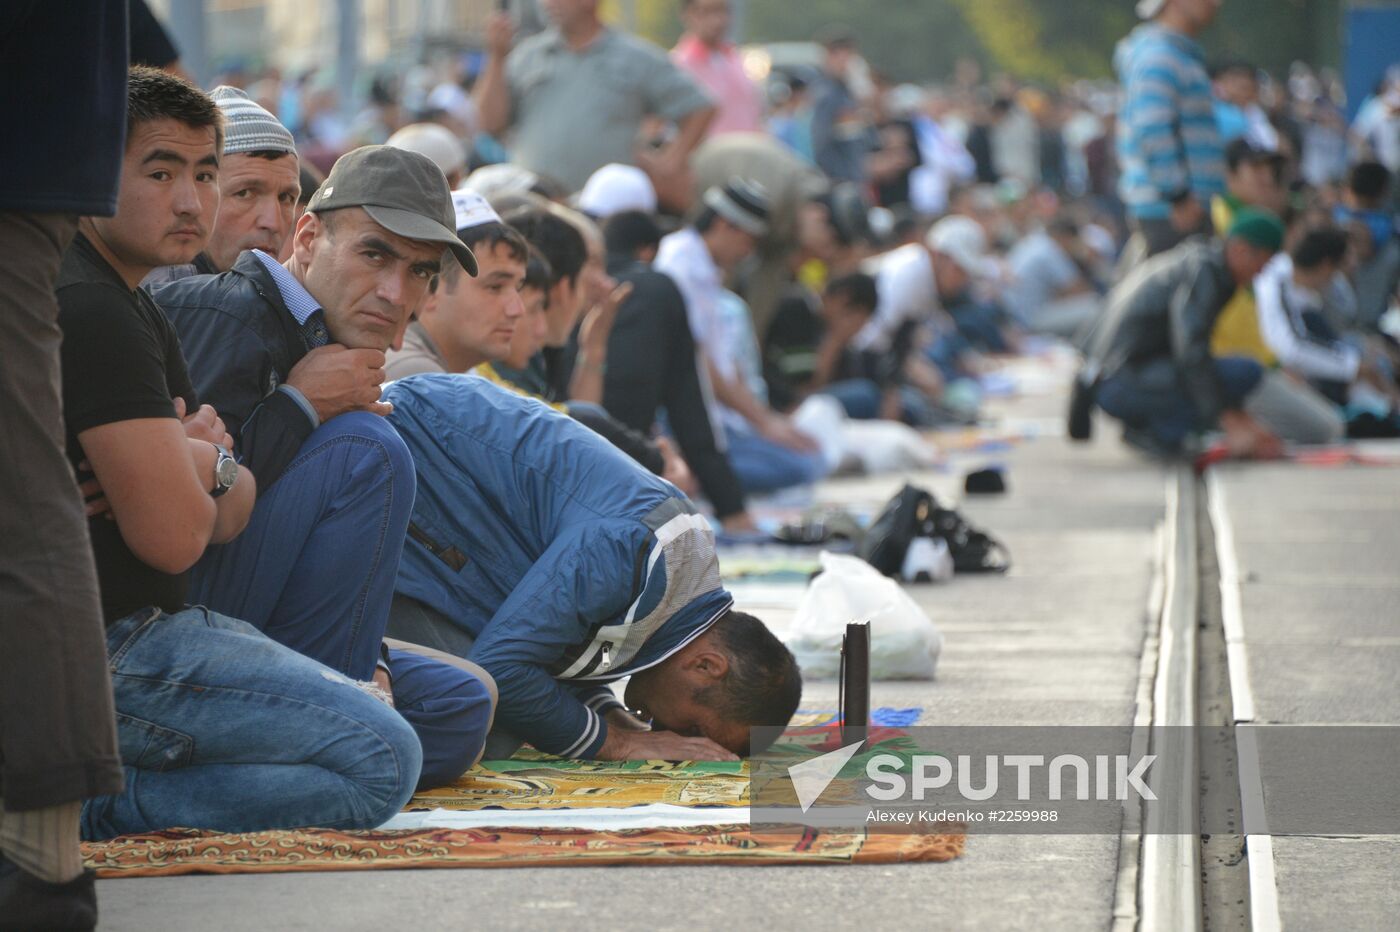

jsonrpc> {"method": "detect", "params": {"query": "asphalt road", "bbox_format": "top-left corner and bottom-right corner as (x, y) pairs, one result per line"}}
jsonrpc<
(1209, 461), (1400, 932)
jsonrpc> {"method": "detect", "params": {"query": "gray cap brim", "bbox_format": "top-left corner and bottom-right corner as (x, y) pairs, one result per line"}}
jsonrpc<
(362, 204), (478, 276)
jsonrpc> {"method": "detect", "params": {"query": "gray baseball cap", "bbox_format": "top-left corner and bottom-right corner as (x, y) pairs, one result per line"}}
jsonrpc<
(308, 145), (478, 275)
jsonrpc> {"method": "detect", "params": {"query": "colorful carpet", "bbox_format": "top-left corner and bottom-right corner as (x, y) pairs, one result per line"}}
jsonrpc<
(83, 709), (962, 876)
(84, 824), (964, 877)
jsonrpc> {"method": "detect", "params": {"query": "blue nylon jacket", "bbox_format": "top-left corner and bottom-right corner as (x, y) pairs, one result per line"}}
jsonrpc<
(385, 374), (733, 759)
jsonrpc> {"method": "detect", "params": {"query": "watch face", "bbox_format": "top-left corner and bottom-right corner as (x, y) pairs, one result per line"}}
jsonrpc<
(215, 454), (239, 489)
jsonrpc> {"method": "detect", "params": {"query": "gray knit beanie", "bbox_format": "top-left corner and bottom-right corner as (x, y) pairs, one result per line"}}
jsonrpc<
(209, 85), (296, 156)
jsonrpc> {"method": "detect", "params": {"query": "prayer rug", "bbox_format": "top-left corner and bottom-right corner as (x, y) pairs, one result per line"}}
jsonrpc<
(83, 824), (964, 877)
(83, 708), (964, 876)
(408, 709), (923, 812)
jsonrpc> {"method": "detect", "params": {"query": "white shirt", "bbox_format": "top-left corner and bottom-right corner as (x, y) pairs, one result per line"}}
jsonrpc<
(1254, 254), (1360, 384)
(656, 228), (725, 360)
(852, 243), (940, 352)
(654, 228), (733, 437)
(908, 116), (976, 217)
(1004, 231), (1081, 326)
(1353, 96), (1400, 172)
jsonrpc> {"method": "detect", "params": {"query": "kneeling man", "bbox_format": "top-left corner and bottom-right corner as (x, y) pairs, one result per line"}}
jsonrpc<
(384, 374), (802, 762)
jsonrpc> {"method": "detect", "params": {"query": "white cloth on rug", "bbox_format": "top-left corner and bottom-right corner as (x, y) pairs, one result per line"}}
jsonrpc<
(380, 804), (750, 832)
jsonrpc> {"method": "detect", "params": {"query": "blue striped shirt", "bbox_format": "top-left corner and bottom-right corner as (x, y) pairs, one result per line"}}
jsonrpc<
(251, 249), (325, 427)
(1115, 24), (1225, 220)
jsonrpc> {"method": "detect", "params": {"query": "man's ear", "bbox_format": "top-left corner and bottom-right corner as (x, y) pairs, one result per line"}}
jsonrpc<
(291, 210), (322, 268)
(682, 647), (730, 682)
(548, 280), (570, 314)
(418, 284), (439, 319)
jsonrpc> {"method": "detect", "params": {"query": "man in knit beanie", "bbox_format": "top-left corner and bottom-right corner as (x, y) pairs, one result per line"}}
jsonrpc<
(145, 86), (300, 284)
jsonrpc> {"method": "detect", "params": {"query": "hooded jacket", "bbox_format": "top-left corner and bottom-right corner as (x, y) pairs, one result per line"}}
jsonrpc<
(385, 374), (733, 759)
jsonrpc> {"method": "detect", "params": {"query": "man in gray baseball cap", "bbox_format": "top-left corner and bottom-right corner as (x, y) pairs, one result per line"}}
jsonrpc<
(150, 144), (497, 794)
(308, 144), (477, 275)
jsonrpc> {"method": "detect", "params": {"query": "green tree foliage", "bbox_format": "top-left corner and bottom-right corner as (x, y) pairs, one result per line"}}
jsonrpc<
(733, 0), (1343, 84)
(738, 0), (988, 82)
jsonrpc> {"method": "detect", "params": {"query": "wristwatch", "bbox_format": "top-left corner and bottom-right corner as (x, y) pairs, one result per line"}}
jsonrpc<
(209, 444), (238, 498)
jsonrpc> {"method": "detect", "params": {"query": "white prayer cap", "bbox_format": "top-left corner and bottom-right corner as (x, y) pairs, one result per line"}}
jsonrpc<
(576, 163), (658, 219)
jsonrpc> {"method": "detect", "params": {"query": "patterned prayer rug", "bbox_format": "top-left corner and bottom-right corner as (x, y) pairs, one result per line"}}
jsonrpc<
(83, 708), (964, 876)
(84, 824), (965, 877)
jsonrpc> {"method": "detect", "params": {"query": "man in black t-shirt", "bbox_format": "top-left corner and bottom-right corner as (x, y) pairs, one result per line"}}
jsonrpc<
(60, 68), (442, 842)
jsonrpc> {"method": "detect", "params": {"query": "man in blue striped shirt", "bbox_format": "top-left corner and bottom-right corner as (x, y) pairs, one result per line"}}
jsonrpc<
(1116, 0), (1226, 256)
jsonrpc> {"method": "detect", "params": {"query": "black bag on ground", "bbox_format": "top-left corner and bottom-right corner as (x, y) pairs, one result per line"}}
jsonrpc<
(859, 483), (1012, 577)
(858, 484), (935, 576)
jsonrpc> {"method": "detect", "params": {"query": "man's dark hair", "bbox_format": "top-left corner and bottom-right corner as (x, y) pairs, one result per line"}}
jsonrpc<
(1348, 161), (1392, 204)
(501, 207), (587, 287)
(522, 246), (554, 296)
(1210, 58), (1257, 81)
(1290, 226), (1350, 270)
(298, 161), (326, 207)
(1047, 212), (1081, 239)
(1225, 138), (1284, 176)
(126, 65), (224, 154)
(825, 272), (878, 314)
(699, 610), (803, 752)
(437, 221), (531, 291)
(816, 26), (856, 51)
(604, 210), (664, 259)
(243, 149), (295, 162)
(693, 206), (722, 234)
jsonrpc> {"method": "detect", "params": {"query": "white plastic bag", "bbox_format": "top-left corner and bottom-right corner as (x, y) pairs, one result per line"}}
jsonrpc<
(786, 552), (944, 680)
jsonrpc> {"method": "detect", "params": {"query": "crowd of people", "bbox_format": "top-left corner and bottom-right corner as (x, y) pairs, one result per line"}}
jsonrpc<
(3, 0), (1399, 926)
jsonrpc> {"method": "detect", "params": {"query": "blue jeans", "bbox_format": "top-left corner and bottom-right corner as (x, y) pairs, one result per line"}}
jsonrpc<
(948, 299), (1011, 352)
(189, 412), (414, 680)
(820, 379), (882, 419)
(187, 413), (492, 787)
(819, 379), (941, 427)
(80, 607), (422, 840)
(1096, 356), (1264, 448)
(723, 421), (828, 494)
(384, 647), (495, 789)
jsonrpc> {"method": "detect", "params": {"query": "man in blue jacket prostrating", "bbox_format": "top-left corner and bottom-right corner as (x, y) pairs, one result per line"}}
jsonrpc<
(384, 373), (802, 762)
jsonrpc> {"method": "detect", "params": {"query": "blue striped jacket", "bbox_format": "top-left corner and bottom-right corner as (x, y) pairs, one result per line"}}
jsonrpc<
(385, 374), (733, 759)
(1115, 24), (1226, 220)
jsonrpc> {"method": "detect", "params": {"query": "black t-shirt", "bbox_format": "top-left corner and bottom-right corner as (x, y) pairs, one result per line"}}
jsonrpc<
(57, 234), (198, 624)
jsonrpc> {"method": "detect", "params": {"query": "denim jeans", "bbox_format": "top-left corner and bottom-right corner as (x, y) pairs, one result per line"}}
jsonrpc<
(723, 421), (828, 494)
(189, 412), (415, 680)
(1096, 356), (1264, 448)
(384, 596), (526, 763)
(384, 646), (495, 789)
(186, 412), (493, 787)
(819, 379), (941, 427)
(80, 607), (422, 840)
